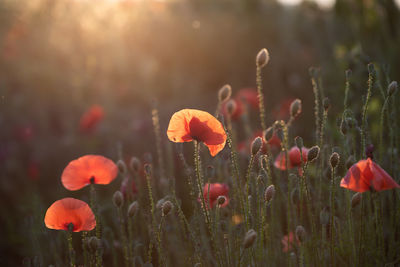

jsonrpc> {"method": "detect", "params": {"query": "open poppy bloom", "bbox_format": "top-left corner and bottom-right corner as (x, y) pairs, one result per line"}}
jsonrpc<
(79, 105), (104, 133)
(274, 146), (309, 170)
(198, 183), (229, 209)
(282, 232), (300, 252)
(167, 109), (227, 157)
(62, 155), (118, 191)
(44, 198), (96, 232)
(340, 158), (400, 192)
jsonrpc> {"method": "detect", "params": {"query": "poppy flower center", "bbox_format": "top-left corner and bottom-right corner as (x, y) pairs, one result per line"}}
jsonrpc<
(90, 176), (95, 184)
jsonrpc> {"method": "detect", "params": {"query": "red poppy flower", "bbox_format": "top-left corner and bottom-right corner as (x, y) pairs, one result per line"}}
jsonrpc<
(44, 198), (96, 232)
(221, 88), (259, 120)
(281, 232), (300, 252)
(62, 155), (118, 191)
(274, 147), (309, 170)
(79, 105), (104, 133)
(340, 158), (400, 192)
(167, 109), (227, 157)
(198, 183), (229, 209)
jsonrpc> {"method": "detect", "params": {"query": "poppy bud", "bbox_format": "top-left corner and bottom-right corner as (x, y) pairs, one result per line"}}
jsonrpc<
(127, 201), (139, 218)
(256, 48), (270, 68)
(263, 126), (274, 141)
(323, 97), (330, 111)
(88, 236), (101, 252)
(117, 160), (127, 174)
(330, 152), (340, 169)
(367, 63), (375, 74)
(243, 229), (257, 248)
(275, 128), (284, 142)
(290, 99), (302, 119)
(351, 192), (362, 209)
(206, 165), (215, 179)
(295, 136), (303, 149)
(345, 69), (352, 80)
(156, 198), (165, 210)
(130, 157), (141, 172)
(264, 185), (275, 202)
(387, 81), (397, 97)
(251, 137), (263, 155)
(320, 207), (330, 225)
(144, 164), (152, 176)
(295, 225), (306, 243)
(307, 146), (320, 163)
(346, 117), (355, 129)
(226, 99), (237, 116)
(340, 119), (348, 135)
(162, 200), (173, 216)
(218, 84), (232, 103)
(345, 155), (356, 169)
(217, 195), (226, 206)
(112, 191), (124, 208)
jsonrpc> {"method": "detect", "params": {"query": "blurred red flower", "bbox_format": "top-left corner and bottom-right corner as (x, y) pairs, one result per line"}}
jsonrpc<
(222, 88), (259, 120)
(340, 158), (400, 192)
(199, 183), (229, 209)
(237, 130), (281, 155)
(167, 109), (227, 157)
(61, 155), (118, 191)
(79, 105), (104, 134)
(44, 198), (96, 232)
(281, 232), (300, 252)
(14, 125), (34, 142)
(274, 146), (308, 170)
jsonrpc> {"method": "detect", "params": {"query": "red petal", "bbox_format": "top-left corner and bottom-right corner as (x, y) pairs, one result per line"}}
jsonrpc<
(340, 159), (372, 192)
(370, 159), (400, 191)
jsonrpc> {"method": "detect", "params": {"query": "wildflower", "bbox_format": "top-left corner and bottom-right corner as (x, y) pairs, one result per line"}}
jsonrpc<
(218, 84), (232, 103)
(264, 185), (275, 202)
(167, 109), (227, 157)
(387, 81), (398, 96)
(79, 105), (104, 133)
(330, 152), (340, 169)
(251, 137), (263, 155)
(127, 201), (139, 218)
(282, 232), (300, 252)
(199, 183), (229, 209)
(44, 198), (96, 232)
(112, 191), (124, 208)
(307, 146), (320, 163)
(256, 48), (270, 68)
(290, 99), (302, 119)
(274, 146), (309, 170)
(61, 155), (118, 191)
(340, 158), (400, 192)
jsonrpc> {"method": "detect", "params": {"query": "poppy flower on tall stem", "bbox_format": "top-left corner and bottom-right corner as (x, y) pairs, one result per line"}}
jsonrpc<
(340, 158), (400, 192)
(198, 183), (230, 209)
(221, 88), (259, 120)
(79, 105), (104, 134)
(274, 146), (309, 170)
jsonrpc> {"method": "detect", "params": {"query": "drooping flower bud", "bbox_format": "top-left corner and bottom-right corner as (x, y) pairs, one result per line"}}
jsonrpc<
(264, 185), (275, 202)
(387, 81), (398, 97)
(226, 99), (237, 116)
(127, 201), (139, 218)
(295, 136), (303, 149)
(251, 137), (263, 155)
(161, 200), (173, 216)
(290, 99), (302, 119)
(129, 157), (141, 172)
(218, 84), (232, 103)
(351, 192), (362, 209)
(117, 160), (127, 174)
(256, 48), (270, 68)
(112, 191), (124, 208)
(217, 195), (226, 206)
(295, 225), (306, 243)
(307, 146), (320, 163)
(330, 152), (340, 169)
(243, 229), (257, 248)
(263, 126), (274, 141)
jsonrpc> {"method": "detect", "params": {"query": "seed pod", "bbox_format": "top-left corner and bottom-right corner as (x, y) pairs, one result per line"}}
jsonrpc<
(251, 137), (263, 155)
(130, 157), (141, 172)
(320, 207), (330, 225)
(346, 155), (356, 169)
(295, 136), (303, 149)
(113, 191), (124, 208)
(217, 195), (226, 206)
(340, 119), (348, 135)
(351, 192), (362, 209)
(323, 97), (331, 111)
(256, 48), (270, 68)
(243, 229), (257, 248)
(264, 185), (275, 202)
(330, 152), (340, 169)
(387, 81), (398, 97)
(290, 99), (302, 119)
(226, 99), (237, 116)
(218, 84), (232, 103)
(127, 201), (139, 217)
(88, 236), (101, 252)
(162, 200), (173, 216)
(117, 160), (127, 174)
(295, 225), (306, 243)
(144, 164), (152, 176)
(263, 126), (274, 141)
(307, 146), (320, 163)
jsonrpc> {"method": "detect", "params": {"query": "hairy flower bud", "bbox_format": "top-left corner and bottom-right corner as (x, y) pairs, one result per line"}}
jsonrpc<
(295, 225), (306, 243)
(290, 99), (302, 119)
(263, 126), (274, 141)
(256, 48), (270, 68)
(217, 195), (226, 206)
(218, 84), (232, 103)
(130, 157), (141, 172)
(307, 146), (320, 163)
(264, 185), (275, 202)
(112, 191), (124, 208)
(387, 81), (398, 97)
(251, 137), (263, 155)
(330, 152), (340, 169)
(351, 192), (362, 209)
(162, 200), (173, 216)
(117, 160), (127, 174)
(226, 99), (237, 116)
(295, 136), (303, 149)
(127, 201), (139, 217)
(243, 229), (257, 248)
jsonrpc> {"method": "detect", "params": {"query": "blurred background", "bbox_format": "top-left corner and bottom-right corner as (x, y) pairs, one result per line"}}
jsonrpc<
(1, 0), (399, 265)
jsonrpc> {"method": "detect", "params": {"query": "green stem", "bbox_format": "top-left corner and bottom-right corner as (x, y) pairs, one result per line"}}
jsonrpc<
(256, 65), (266, 131)
(67, 230), (75, 267)
(361, 68), (374, 157)
(330, 167), (336, 267)
(145, 171), (156, 263)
